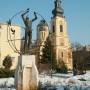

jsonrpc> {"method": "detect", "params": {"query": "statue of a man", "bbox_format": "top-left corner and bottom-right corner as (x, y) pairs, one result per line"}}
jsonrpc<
(21, 9), (37, 54)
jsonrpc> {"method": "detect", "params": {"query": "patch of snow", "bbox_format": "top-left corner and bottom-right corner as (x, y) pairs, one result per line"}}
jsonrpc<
(0, 77), (15, 89)
(39, 72), (90, 87)
(0, 71), (90, 90)
(6, 78), (14, 87)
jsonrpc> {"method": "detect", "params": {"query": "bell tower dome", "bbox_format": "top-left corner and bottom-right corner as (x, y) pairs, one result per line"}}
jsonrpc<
(37, 20), (49, 44)
(52, 0), (64, 17)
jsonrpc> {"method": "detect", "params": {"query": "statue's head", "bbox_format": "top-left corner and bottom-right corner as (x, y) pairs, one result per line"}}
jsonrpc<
(26, 16), (29, 20)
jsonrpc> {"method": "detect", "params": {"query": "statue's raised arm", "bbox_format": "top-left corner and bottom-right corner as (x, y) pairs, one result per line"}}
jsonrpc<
(21, 9), (29, 26)
(31, 12), (37, 22)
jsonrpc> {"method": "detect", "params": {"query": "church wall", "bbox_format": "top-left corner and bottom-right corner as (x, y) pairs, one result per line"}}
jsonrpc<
(50, 16), (73, 70)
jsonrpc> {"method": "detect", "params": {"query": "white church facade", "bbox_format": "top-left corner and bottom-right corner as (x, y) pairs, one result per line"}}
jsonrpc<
(36, 0), (73, 70)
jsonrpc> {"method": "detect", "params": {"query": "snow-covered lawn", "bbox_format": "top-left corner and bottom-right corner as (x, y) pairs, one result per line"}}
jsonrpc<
(0, 71), (90, 90)
(39, 71), (90, 89)
(39, 73), (90, 86)
(0, 78), (15, 90)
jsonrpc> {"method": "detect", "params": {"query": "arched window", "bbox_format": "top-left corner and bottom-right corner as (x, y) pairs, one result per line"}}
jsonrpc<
(68, 52), (71, 58)
(60, 25), (63, 32)
(61, 52), (63, 57)
(53, 25), (55, 33)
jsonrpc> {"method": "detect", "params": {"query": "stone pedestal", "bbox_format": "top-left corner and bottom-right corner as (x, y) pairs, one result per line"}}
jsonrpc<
(15, 55), (38, 90)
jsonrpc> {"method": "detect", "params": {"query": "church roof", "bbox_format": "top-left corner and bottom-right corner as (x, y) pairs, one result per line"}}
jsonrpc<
(38, 20), (48, 27)
(52, 0), (64, 17)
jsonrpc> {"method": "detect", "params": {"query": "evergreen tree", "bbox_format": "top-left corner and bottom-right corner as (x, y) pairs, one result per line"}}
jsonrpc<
(56, 59), (68, 73)
(41, 36), (52, 64)
(3, 55), (12, 70)
(41, 36), (58, 72)
(41, 36), (68, 73)
(51, 51), (57, 70)
(0, 55), (15, 78)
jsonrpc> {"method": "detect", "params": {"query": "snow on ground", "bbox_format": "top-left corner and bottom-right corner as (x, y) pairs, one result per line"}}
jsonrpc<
(39, 71), (90, 89)
(0, 78), (14, 87)
(0, 78), (15, 90)
(0, 71), (90, 90)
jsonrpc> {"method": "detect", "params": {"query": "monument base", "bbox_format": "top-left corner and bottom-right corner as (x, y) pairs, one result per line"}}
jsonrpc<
(15, 55), (38, 90)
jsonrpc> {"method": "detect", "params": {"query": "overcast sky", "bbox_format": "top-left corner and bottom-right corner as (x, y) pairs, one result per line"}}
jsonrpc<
(0, 0), (90, 45)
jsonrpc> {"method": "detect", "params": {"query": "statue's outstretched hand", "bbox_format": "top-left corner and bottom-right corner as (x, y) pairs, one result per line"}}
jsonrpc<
(34, 12), (36, 15)
(31, 11), (37, 22)
(27, 8), (29, 11)
(21, 9), (29, 16)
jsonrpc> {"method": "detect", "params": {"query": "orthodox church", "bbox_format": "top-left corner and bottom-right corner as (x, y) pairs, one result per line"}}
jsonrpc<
(35, 0), (73, 70)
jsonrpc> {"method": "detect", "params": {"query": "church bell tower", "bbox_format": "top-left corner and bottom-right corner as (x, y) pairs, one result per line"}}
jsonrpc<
(36, 20), (49, 62)
(50, 0), (73, 70)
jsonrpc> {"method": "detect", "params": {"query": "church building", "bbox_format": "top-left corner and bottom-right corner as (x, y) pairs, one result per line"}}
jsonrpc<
(36, 0), (73, 70)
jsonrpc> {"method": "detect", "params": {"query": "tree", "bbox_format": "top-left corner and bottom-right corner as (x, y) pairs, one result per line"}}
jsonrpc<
(41, 36), (52, 64)
(56, 59), (68, 73)
(41, 36), (68, 73)
(3, 55), (12, 70)
(72, 42), (86, 75)
(0, 55), (15, 78)
(51, 52), (57, 70)
(71, 42), (83, 51)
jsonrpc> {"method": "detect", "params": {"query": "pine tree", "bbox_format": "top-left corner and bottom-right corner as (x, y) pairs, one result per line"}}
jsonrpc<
(3, 55), (12, 70)
(56, 59), (68, 73)
(41, 36), (67, 73)
(41, 36), (52, 64)
(41, 36), (57, 71)
(51, 51), (57, 70)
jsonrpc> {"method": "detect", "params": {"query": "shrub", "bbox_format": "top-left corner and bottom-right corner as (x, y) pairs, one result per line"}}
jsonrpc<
(0, 68), (15, 78)
(3, 55), (12, 70)
(56, 60), (68, 74)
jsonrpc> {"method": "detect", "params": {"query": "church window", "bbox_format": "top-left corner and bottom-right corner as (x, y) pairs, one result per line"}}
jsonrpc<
(42, 32), (45, 40)
(41, 32), (44, 40)
(60, 42), (64, 46)
(44, 32), (45, 38)
(61, 52), (63, 57)
(53, 25), (55, 33)
(68, 52), (71, 58)
(60, 25), (63, 32)
(39, 26), (43, 31)
(0, 32), (1, 37)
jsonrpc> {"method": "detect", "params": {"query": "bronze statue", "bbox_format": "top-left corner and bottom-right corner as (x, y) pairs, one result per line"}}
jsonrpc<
(21, 9), (37, 54)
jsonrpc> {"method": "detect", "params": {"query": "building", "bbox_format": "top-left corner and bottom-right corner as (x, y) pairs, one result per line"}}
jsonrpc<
(50, 0), (72, 69)
(36, 20), (49, 63)
(0, 23), (21, 69)
(36, 0), (73, 70)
